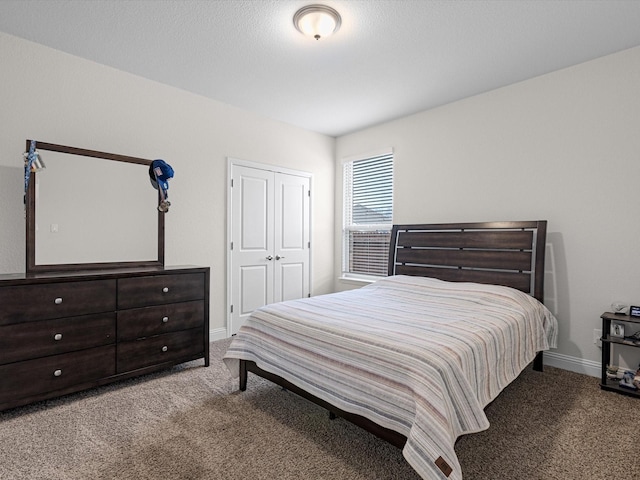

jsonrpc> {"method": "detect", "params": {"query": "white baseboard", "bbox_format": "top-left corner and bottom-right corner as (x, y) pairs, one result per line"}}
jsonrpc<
(543, 351), (600, 378)
(209, 328), (229, 342)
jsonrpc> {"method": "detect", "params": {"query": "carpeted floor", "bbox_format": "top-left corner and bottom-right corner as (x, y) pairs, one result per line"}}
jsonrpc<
(1, 339), (638, 480)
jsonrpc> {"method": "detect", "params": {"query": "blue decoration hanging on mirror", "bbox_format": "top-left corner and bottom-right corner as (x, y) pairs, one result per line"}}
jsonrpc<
(149, 159), (174, 212)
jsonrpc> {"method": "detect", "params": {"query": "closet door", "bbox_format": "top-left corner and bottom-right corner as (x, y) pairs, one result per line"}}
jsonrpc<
(230, 165), (275, 335)
(229, 163), (311, 335)
(274, 173), (310, 303)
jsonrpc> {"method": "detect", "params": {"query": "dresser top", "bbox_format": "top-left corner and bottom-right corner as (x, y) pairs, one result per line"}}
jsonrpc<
(0, 265), (209, 285)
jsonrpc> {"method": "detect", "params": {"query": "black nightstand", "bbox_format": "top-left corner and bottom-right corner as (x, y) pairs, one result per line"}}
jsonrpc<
(600, 312), (640, 398)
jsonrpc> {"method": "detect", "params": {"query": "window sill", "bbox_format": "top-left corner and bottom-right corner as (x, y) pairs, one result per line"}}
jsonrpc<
(338, 275), (381, 285)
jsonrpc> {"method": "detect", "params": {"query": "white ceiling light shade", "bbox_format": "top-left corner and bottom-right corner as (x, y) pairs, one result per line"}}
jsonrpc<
(293, 4), (341, 40)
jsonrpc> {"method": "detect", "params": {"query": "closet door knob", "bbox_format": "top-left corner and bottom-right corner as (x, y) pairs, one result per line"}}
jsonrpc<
(54, 333), (63, 341)
(275, 255), (285, 260)
(266, 255), (273, 261)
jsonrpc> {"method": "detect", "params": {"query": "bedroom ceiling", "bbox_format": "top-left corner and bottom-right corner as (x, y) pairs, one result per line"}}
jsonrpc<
(1, 0), (640, 137)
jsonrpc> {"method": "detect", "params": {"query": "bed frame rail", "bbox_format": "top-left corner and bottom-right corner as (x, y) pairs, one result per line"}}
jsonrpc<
(240, 360), (407, 448)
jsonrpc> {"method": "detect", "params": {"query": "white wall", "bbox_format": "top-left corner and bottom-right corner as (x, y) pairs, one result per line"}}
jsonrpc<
(335, 46), (640, 371)
(0, 32), (336, 336)
(0, 166), (24, 273)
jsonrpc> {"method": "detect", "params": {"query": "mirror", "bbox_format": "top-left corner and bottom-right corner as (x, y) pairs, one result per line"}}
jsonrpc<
(26, 140), (164, 273)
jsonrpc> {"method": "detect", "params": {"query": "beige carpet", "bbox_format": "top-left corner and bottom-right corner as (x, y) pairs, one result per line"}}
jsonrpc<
(0, 339), (638, 480)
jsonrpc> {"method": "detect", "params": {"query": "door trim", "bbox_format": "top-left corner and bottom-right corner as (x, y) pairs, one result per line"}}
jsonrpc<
(227, 157), (313, 337)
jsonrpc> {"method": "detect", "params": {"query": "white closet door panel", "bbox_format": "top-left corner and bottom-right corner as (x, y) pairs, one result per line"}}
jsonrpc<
(280, 183), (304, 249)
(240, 265), (269, 314)
(240, 176), (269, 250)
(279, 263), (305, 302)
(274, 173), (309, 303)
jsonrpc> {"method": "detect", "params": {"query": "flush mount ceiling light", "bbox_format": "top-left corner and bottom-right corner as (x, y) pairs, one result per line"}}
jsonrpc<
(293, 4), (342, 40)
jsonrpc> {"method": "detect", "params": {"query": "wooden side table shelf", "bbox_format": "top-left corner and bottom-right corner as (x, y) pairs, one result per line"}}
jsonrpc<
(600, 311), (640, 398)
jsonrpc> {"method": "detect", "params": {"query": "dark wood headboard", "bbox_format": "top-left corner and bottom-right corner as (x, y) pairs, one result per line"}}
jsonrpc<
(388, 221), (547, 302)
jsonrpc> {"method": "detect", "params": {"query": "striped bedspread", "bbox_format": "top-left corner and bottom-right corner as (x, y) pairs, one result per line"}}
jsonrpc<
(224, 275), (558, 480)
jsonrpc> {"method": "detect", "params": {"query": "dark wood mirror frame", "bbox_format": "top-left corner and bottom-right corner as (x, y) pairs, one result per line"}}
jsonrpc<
(25, 140), (165, 274)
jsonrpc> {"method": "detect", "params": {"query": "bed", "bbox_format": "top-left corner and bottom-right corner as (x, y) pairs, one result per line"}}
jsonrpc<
(224, 221), (558, 480)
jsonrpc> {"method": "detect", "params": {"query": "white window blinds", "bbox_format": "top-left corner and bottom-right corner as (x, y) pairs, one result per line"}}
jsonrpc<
(343, 152), (393, 278)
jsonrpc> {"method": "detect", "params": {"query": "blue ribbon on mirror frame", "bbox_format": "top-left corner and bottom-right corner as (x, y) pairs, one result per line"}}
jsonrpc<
(24, 140), (47, 210)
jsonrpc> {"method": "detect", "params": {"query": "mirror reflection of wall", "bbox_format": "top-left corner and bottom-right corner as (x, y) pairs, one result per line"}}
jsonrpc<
(34, 151), (158, 265)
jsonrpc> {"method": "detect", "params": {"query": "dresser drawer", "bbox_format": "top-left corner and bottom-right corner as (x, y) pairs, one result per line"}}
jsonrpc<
(117, 300), (204, 341)
(0, 279), (116, 326)
(116, 328), (203, 373)
(117, 273), (205, 309)
(0, 313), (115, 365)
(0, 345), (116, 406)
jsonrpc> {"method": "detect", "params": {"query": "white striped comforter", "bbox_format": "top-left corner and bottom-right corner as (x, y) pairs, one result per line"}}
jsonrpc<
(224, 275), (558, 480)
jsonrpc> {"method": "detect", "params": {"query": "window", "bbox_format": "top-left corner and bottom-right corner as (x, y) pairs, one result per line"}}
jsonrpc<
(342, 151), (394, 279)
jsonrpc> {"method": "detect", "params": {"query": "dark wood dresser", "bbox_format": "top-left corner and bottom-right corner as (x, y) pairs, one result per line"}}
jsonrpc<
(0, 266), (210, 411)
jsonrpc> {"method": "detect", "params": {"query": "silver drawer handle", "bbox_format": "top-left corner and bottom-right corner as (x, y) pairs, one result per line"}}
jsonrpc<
(53, 369), (62, 377)
(54, 333), (63, 341)
(54, 297), (63, 305)
(162, 287), (169, 293)
(162, 316), (169, 323)
(161, 346), (168, 352)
